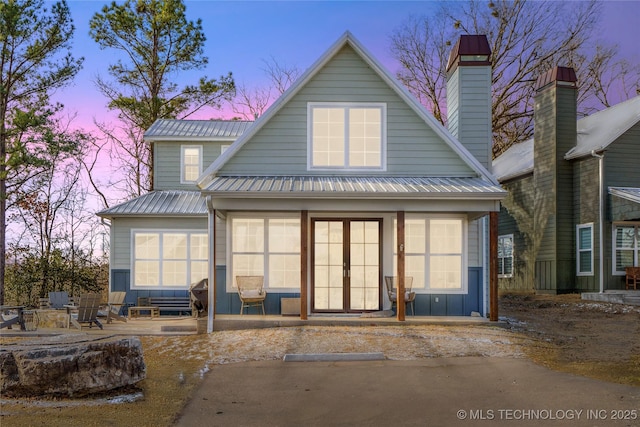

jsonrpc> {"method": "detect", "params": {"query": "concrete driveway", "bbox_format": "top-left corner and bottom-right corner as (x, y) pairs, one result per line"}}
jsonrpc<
(174, 357), (640, 427)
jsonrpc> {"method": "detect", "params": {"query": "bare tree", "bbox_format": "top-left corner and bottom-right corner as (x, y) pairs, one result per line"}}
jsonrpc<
(389, 0), (636, 157)
(231, 57), (301, 120)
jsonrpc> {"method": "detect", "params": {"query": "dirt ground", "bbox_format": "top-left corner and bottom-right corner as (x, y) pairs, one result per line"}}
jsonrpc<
(499, 293), (640, 386)
(1, 293), (639, 427)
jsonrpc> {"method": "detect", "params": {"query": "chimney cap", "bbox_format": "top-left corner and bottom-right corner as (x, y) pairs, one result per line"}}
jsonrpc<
(535, 66), (577, 91)
(446, 35), (491, 73)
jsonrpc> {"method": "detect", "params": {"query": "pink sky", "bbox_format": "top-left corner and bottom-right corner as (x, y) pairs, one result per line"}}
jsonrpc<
(59, 0), (640, 131)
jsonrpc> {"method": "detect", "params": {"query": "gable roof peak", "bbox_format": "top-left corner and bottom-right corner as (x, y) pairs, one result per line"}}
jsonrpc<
(198, 31), (499, 188)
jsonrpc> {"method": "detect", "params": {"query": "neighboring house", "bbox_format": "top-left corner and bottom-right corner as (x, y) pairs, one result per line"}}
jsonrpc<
(99, 32), (506, 325)
(493, 67), (640, 294)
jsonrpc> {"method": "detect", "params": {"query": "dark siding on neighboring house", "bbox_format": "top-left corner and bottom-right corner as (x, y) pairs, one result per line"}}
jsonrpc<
(603, 122), (640, 290)
(533, 78), (577, 293)
(498, 175), (535, 292)
(573, 157), (599, 292)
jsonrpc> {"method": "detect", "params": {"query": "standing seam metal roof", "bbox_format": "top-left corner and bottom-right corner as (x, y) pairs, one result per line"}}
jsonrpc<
(144, 119), (253, 140)
(201, 176), (505, 198)
(97, 191), (207, 217)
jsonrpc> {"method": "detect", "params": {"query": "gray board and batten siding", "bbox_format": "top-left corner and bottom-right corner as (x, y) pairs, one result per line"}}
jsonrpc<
(217, 45), (476, 178)
(533, 81), (578, 293)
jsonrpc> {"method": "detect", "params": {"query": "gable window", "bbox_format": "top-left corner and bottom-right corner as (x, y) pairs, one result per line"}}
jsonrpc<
(393, 216), (467, 293)
(132, 230), (207, 289)
(181, 145), (202, 183)
(229, 215), (301, 291)
(498, 234), (514, 278)
(576, 224), (593, 276)
(613, 223), (640, 275)
(308, 103), (385, 170)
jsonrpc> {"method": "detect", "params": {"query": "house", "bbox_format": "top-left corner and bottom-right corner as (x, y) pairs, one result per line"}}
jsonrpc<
(493, 67), (640, 294)
(99, 32), (506, 330)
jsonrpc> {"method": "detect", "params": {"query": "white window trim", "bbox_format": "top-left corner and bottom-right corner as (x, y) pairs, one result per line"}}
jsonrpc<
(221, 144), (230, 154)
(307, 102), (387, 171)
(180, 145), (203, 184)
(612, 222), (640, 275)
(130, 229), (207, 290)
(498, 234), (514, 278)
(393, 214), (468, 294)
(576, 223), (593, 276)
(227, 212), (302, 293)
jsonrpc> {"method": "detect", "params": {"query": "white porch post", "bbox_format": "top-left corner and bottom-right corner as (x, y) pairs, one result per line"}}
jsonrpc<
(207, 197), (216, 333)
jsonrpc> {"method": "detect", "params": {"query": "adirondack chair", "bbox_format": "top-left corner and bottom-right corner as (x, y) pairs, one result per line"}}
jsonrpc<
(68, 293), (103, 330)
(98, 291), (127, 324)
(48, 291), (70, 309)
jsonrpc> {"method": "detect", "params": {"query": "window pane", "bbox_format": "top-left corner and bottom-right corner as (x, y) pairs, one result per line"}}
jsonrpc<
(164, 234), (187, 259)
(233, 219), (264, 252)
(313, 108), (345, 167)
(184, 165), (199, 182)
(269, 219), (300, 253)
(504, 257), (513, 276)
(163, 261), (187, 285)
(579, 252), (592, 273)
(578, 227), (592, 250)
(191, 234), (208, 260)
(191, 261), (208, 283)
(405, 219), (426, 253)
(616, 250), (634, 271)
(616, 227), (635, 248)
(233, 254), (263, 280)
(349, 108), (381, 168)
(135, 233), (159, 259)
(182, 147), (200, 181)
(430, 255), (462, 289)
(269, 255), (300, 288)
(135, 261), (159, 286)
(431, 220), (462, 253)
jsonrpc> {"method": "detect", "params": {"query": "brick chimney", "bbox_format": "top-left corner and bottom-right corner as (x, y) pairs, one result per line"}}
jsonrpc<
(446, 35), (492, 170)
(533, 66), (578, 293)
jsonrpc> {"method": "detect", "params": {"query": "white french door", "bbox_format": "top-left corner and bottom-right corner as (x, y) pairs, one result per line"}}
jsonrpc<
(311, 219), (381, 313)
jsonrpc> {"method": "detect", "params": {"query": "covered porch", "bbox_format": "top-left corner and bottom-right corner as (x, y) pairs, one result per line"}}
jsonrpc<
(202, 176), (505, 332)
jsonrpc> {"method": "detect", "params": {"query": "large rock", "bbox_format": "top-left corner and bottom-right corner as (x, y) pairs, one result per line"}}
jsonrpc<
(0, 335), (146, 397)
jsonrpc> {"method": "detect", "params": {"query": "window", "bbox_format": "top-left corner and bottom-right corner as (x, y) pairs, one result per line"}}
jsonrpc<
(393, 216), (467, 292)
(230, 216), (301, 291)
(576, 224), (593, 276)
(181, 145), (202, 183)
(498, 235), (514, 278)
(132, 230), (207, 289)
(613, 223), (640, 275)
(308, 103), (385, 170)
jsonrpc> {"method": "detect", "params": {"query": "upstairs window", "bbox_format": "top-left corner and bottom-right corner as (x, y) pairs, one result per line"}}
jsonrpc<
(308, 103), (385, 170)
(181, 145), (202, 183)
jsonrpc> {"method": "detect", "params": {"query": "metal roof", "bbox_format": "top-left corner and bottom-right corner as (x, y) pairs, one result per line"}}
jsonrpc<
(609, 187), (640, 204)
(201, 176), (505, 199)
(492, 138), (534, 182)
(566, 95), (640, 160)
(144, 119), (253, 141)
(97, 191), (207, 217)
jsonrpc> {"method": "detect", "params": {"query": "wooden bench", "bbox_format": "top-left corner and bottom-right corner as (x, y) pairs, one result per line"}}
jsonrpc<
(138, 297), (192, 316)
(129, 306), (159, 319)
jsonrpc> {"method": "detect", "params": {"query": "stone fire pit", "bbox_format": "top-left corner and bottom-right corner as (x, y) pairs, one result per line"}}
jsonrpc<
(0, 334), (146, 398)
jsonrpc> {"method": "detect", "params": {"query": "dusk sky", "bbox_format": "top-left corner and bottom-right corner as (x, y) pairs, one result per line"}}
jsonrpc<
(59, 0), (640, 131)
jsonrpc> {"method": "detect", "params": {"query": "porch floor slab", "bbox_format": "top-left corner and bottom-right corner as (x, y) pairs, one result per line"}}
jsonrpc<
(212, 314), (492, 331)
(581, 290), (640, 306)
